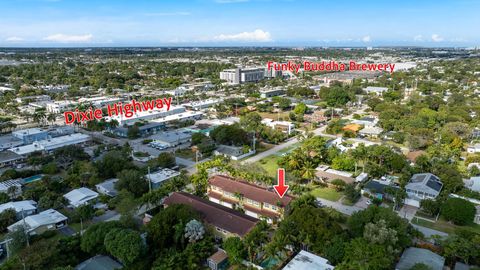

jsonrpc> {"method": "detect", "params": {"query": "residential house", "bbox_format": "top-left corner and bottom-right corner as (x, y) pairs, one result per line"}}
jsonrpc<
(464, 177), (480, 192)
(0, 179), (22, 198)
(363, 86), (388, 96)
(213, 145), (255, 161)
(467, 143), (480, 154)
(64, 187), (99, 208)
(207, 249), (228, 270)
(305, 110), (328, 123)
(282, 250), (334, 270)
(95, 178), (119, 197)
(163, 192), (258, 239)
(75, 255), (123, 270)
(7, 209), (67, 235)
(404, 173), (443, 207)
(361, 180), (400, 200)
(315, 165), (355, 184)
(0, 200), (37, 219)
(352, 117), (378, 127)
(342, 123), (362, 133)
(395, 247), (445, 270)
(147, 168), (181, 190)
(359, 126), (384, 138)
(207, 175), (293, 224)
(261, 118), (295, 135)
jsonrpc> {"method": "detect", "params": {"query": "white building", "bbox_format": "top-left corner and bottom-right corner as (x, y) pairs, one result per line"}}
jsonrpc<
(364, 86), (388, 96)
(467, 144), (480, 154)
(0, 200), (37, 219)
(220, 67), (265, 85)
(106, 106), (186, 126)
(64, 187), (99, 208)
(405, 173), (443, 207)
(465, 177), (480, 192)
(282, 250), (334, 270)
(46, 100), (79, 113)
(147, 168), (181, 190)
(183, 99), (223, 111)
(95, 178), (119, 197)
(261, 118), (295, 135)
(78, 96), (121, 107)
(7, 209), (67, 235)
(0, 179), (23, 198)
(9, 133), (91, 156)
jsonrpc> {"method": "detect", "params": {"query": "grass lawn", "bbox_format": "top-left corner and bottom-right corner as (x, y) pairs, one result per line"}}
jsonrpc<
(412, 217), (480, 235)
(259, 111), (291, 120)
(176, 148), (195, 160)
(258, 155), (280, 177)
(311, 187), (343, 202)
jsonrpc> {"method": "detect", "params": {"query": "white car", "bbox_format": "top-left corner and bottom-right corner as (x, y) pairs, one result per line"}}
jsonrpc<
(366, 199), (372, 205)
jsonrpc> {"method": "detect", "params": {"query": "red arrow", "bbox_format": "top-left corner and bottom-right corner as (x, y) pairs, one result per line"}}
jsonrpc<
(274, 168), (289, 198)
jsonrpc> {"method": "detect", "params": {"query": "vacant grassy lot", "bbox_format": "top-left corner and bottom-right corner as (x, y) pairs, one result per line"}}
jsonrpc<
(412, 217), (480, 235)
(258, 155), (280, 177)
(311, 187), (343, 202)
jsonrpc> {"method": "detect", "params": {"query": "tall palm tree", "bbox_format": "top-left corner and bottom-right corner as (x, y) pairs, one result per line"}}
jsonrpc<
(301, 161), (316, 181)
(33, 109), (46, 126)
(47, 113), (56, 125)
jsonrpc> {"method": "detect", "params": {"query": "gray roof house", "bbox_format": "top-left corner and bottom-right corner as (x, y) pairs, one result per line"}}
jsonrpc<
(395, 247), (445, 270)
(95, 178), (119, 197)
(405, 173), (443, 207)
(75, 255), (123, 270)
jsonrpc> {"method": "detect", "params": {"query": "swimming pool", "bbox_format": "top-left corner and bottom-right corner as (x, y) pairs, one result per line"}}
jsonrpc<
(22, 174), (43, 184)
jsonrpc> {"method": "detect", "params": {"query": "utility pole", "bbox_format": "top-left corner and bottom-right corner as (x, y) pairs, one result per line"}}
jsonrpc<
(147, 166), (152, 192)
(21, 209), (29, 247)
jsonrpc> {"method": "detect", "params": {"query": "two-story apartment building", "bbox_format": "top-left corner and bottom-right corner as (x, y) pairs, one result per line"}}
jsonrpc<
(207, 175), (293, 224)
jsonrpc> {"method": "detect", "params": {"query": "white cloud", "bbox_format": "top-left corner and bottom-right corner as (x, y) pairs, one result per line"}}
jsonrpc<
(145, 12), (191, 16)
(43, 33), (93, 43)
(431, 34), (444, 42)
(213, 29), (272, 42)
(5, 36), (24, 42)
(215, 0), (249, 3)
(362, 36), (371, 42)
(413, 35), (423, 41)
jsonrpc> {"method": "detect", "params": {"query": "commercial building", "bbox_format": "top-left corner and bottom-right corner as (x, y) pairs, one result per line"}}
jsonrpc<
(150, 130), (192, 147)
(404, 173), (443, 207)
(282, 250), (334, 270)
(78, 96), (122, 107)
(106, 106), (186, 126)
(112, 122), (166, 138)
(147, 168), (181, 190)
(183, 99), (223, 111)
(220, 67), (264, 85)
(12, 128), (49, 144)
(64, 187), (99, 208)
(46, 100), (78, 113)
(207, 175), (293, 224)
(7, 209), (68, 235)
(9, 133), (91, 156)
(164, 192), (258, 239)
(260, 87), (285, 98)
(0, 150), (23, 167)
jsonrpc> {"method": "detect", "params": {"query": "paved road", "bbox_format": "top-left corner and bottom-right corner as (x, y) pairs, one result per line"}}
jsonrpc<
(242, 137), (301, 164)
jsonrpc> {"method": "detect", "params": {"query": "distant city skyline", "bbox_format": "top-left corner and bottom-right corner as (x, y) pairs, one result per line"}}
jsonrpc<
(1, 0), (479, 47)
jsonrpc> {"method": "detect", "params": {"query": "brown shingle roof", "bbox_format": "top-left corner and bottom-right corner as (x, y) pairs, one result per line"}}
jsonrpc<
(208, 250), (228, 264)
(163, 192), (258, 237)
(208, 175), (293, 207)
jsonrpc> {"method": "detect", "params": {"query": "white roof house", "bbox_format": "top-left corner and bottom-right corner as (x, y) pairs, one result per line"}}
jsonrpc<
(465, 177), (480, 192)
(95, 178), (119, 197)
(147, 168), (180, 189)
(359, 126), (384, 137)
(364, 86), (388, 96)
(282, 250), (334, 270)
(0, 200), (37, 214)
(7, 209), (67, 234)
(64, 187), (99, 208)
(0, 179), (23, 197)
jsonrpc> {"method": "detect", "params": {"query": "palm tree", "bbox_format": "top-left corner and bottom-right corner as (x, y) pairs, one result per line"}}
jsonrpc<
(301, 161), (316, 181)
(47, 113), (56, 125)
(33, 109), (46, 126)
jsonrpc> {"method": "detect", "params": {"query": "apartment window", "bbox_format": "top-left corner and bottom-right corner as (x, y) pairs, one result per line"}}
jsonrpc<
(223, 191), (234, 198)
(264, 203), (278, 211)
(246, 198), (260, 207)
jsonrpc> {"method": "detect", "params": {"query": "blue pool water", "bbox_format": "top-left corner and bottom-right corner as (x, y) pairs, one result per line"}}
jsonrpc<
(260, 257), (280, 269)
(23, 174), (43, 183)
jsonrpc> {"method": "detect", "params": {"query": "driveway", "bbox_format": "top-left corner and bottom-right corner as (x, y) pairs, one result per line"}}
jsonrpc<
(59, 226), (76, 236)
(397, 205), (418, 221)
(316, 198), (363, 216)
(92, 210), (120, 223)
(411, 224), (448, 239)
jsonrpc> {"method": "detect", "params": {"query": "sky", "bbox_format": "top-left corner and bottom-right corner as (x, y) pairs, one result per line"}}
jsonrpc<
(0, 0), (479, 47)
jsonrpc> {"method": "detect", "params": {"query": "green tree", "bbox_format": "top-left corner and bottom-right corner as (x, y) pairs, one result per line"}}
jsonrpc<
(223, 237), (246, 265)
(240, 112), (263, 133)
(104, 228), (145, 265)
(116, 169), (148, 197)
(0, 209), (16, 232)
(441, 198), (476, 225)
(80, 221), (123, 254)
